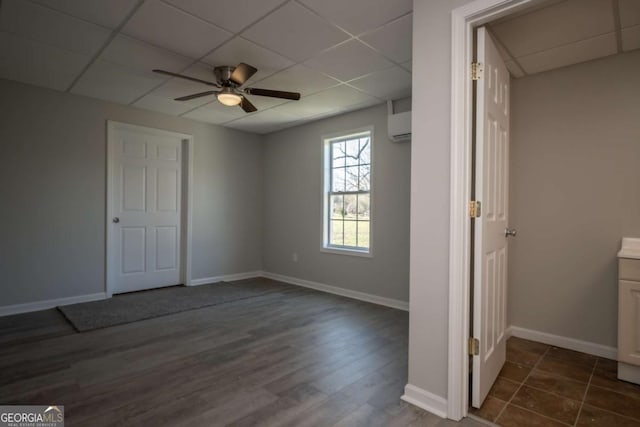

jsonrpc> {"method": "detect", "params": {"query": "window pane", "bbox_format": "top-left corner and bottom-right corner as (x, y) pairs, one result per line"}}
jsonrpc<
(357, 221), (370, 248)
(359, 164), (370, 191)
(332, 141), (345, 168)
(359, 137), (371, 164)
(330, 220), (343, 246)
(343, 220), (357, 247)
(344, 194), (357, 220)
(332, 167), (345, 192)
(345, 138), (359, 166)
(345, 166), (359, 191)
(330, 195), (344, 219)
(357, 194), (370, 220)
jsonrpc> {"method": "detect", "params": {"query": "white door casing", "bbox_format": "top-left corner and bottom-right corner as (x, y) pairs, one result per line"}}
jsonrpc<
(472, 27), (510, 408)
(107, 122), (191, 295)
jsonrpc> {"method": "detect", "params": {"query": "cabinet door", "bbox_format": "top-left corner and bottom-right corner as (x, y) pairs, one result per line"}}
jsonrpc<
(619, 280), (640, 365)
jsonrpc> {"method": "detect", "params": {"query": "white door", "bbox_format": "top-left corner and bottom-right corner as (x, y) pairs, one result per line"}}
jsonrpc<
(109, 124), (183, 294)
(472, 27), (511, 408)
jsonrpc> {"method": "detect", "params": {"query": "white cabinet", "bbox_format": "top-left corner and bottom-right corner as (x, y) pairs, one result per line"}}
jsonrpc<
(618, 239), (640, 385)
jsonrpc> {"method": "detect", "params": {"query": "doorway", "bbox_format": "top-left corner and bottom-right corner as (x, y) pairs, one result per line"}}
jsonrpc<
(449, 0), (639, 421)
(106, 121), (193, 296)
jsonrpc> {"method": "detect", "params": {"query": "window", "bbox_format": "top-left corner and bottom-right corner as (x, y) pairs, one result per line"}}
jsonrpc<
(323, 129), (372, 255)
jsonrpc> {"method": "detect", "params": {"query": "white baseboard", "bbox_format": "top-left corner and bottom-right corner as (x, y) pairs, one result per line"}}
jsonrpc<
(261, 271), (409, 311)
(0, 292), (108, 317)
(189, 271), (264, 286)
(508, 325), (617, 360)
(401, 384), (447, 418)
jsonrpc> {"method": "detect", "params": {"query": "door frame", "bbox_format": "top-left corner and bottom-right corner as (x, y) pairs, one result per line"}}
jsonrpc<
(447, 0), (547, 420)
(105, 121), (194, 298)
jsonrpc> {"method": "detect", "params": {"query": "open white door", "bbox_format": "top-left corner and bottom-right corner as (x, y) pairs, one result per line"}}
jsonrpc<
(109, 123), (184, 294)
(472, 27), (511, 408)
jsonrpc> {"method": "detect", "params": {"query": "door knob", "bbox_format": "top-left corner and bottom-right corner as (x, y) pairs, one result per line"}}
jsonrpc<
(505, 228), (517, 237)
(112, 217), (120, 223)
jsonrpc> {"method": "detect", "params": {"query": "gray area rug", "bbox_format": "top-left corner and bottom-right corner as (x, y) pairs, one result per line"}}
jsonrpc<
(58, 282), (271, 332)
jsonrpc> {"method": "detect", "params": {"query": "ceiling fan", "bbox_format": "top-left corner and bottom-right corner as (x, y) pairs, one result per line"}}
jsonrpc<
(152, 63), (300, 113)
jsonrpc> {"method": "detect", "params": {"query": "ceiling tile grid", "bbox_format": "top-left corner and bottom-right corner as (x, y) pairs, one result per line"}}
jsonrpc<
(489, 0), (639, 78)
(0, 0), (112, 57)
(202, 36), (294, 84)
(0, 0), (415, 133)
(297, 0), (412, 36)
(29, 0), (140, 30)
(622, 25), (640, 52)
(0, 31), (92, 91)
(121, 1), (232, 60)
(241, 1), (350, 63)
(163, 0), (288, 33)
(360, 13), (412, 63)
(70, 59), (166, 104)
(303, 39), (395, 82)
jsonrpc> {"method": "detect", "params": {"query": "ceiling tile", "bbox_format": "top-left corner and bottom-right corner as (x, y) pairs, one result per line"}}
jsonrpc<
(0, 32), (91, 91)
(241, 2), (349, 62)
(133, 94), (197, 116)
(101, 35), (192, 74)
(348, 66), (411, 100)
(505, 60), (526, 78)
(202, 37), (294, 84)
(360, 14), (412, 63)
(71, 59), (166, 104)
(304, 39), (394, 82)
(180, 62), (220, 84)
(619, 0), (640, 28)
(251, 64), (340, 97)
(29, 0), (139, 29)
(0, 0), (111, 56)
(225, 109), (300, 134)
(164, 0), (287, 33)
(147, 76), (216, 101)
(245, 93), (291, 110)
(490, 0), (615, 58)
(517, 33), (617, 75)
(299, 0), (412, 36)
(122, 1), (231, 59)
(622, 25), (640, 52)
(182, 101), (246, 124)
(135, 77), (217, 115)
(273, 84), (379, 118)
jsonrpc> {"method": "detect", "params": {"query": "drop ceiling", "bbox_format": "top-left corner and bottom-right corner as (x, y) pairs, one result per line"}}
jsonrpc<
(0, 0), (413, 134)
(488, 0), (640, 78)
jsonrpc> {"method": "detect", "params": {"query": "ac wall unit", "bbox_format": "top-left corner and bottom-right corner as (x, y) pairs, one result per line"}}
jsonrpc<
(387, 100), (411, 142)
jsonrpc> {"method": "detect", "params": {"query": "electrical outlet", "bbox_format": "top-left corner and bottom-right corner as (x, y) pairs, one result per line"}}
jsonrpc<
(292, 252), (298, 262)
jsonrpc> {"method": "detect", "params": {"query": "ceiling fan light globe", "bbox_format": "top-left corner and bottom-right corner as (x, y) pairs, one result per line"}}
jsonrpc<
(217, 92), (242, 106)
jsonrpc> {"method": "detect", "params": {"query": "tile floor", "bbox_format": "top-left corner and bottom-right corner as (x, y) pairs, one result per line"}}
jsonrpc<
(470, 337), (640, 426)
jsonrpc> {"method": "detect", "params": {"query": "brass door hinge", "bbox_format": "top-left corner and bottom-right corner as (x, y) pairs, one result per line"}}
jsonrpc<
(469, 337), (480, 356)
(471, 62), (483, 80)
(469, 200), (481, 218)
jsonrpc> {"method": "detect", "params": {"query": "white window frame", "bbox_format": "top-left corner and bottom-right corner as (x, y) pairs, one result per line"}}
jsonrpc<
(321, 126), (374, 258)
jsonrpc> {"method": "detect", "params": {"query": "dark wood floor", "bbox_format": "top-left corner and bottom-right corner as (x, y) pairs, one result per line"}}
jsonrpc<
(0, 278), (485, 426)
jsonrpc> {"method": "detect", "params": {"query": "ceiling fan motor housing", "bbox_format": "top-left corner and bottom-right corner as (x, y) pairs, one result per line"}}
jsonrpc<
(214, 66), (236, 86)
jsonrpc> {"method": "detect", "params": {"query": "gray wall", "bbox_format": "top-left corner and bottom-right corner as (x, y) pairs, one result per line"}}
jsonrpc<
(262, 103), (411, 302)
(0, 78), (263, 306)
(508, 50), (640, 347)
(408, 0), (474, 400)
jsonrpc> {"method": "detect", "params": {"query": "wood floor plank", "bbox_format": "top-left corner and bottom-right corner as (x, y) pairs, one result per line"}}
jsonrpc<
(0, 278), (461, 426)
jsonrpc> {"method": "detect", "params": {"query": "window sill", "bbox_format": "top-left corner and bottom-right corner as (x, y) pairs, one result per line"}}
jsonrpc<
(321, 246), (373, 258)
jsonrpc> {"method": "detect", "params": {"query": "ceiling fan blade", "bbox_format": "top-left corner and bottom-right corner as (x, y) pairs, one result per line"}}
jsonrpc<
(174, 91), (217, 101)
(230, 63), (258, 86)
(153, 69), (219, 87)
(245, 87), (301, 100)
(240, 96), (257, 113)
